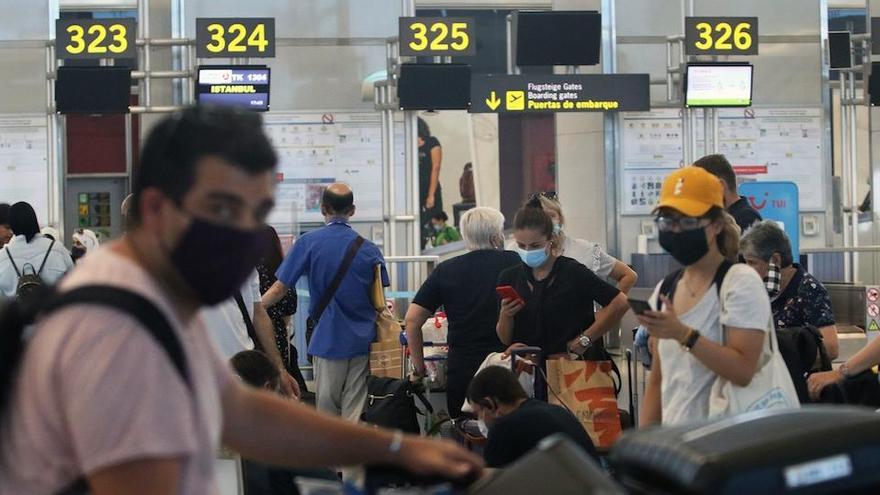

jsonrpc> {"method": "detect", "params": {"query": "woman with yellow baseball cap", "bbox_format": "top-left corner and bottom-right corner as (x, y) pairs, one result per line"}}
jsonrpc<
(637, 167), (798, 426)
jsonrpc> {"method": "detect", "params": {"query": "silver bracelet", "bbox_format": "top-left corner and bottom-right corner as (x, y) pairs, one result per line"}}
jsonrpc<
(389, 430), (404, 456)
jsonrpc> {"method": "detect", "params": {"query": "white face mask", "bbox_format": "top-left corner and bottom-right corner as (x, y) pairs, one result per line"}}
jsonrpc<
(477, 419), (489, 437)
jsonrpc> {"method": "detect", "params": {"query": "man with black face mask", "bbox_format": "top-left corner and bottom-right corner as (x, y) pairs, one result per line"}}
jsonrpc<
(0, 106), (483, 495)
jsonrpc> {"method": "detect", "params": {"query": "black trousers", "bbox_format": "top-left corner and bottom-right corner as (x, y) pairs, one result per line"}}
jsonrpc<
(446, 346), (499, 418)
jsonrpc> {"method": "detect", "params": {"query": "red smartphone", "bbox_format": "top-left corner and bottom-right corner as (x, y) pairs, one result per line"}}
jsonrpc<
(496, 285), (525, 305)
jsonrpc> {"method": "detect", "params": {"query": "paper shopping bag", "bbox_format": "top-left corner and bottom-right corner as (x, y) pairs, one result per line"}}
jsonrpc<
(370, 340), (403, 378)
(546, 358), (622, 450)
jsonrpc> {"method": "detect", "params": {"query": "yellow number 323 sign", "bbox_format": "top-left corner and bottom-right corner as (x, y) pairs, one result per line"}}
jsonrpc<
(56, 19), (135, 59)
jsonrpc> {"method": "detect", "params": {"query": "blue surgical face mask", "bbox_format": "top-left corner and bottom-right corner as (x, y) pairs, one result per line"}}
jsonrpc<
(516, 245), (550, 268)
(552, 222), (562, 235)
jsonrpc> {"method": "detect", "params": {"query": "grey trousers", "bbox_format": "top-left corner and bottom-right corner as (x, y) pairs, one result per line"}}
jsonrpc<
(312, 354), (369, 422)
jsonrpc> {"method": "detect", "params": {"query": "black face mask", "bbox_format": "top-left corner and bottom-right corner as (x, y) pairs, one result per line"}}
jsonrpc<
(659, 227), (709, 266)
(169, 216), (268, 306)
(71, 246), (86, 262)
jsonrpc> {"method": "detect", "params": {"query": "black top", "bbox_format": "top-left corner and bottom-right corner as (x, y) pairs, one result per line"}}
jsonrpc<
(771, 264), (836, 330)
(413, 249), (521, 351)
(418, 136), (442, 199)
(728, 196), (762, 233)
(484, 399), (597, 468)
(497, 256), (620, 356)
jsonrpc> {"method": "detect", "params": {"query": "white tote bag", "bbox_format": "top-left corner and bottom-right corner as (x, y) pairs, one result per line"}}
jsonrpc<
(460, 352), (535, 413)
(708, 272), (800, 418)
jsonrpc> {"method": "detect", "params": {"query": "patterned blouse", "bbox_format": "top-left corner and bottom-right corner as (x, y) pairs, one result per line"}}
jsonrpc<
(771, 264), (836, 330)
(257, 262), (298, 369)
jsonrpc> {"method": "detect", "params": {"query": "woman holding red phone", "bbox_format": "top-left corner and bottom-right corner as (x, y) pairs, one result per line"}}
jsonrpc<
(496, 198), (629, 359)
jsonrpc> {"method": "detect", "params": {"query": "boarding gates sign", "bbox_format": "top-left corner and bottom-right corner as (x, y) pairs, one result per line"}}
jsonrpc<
(469, 74), (650, 114)
(738, 181), (799, 259)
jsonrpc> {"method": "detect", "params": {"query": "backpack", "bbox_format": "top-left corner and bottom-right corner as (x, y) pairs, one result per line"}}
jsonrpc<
(6, 240), (56, 308)
(0, 284), (190, 495)
(361, 376), (433, 434)
(774, 325), (831, 404)
(659, 262), (831, 405)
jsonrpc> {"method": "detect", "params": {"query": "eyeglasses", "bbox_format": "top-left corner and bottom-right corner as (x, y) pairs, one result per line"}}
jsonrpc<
(528, 191), (558, 202)
(654, 215), (708, 232)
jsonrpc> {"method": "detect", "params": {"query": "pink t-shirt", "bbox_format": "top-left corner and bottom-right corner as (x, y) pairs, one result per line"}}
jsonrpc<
(0, 247), (235, 495)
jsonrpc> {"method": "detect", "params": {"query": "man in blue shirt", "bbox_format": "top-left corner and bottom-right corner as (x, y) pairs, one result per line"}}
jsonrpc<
(263, 183), (389, 422)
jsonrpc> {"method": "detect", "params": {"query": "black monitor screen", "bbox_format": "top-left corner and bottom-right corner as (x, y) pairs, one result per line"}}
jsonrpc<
(871, 62), (880, 106)
(55, 67), (131, 114)
(398, 64), (471, 110)
(196, 65), (270, 112)
(515, 11), (601, 66)
(829, 31), (852, 69)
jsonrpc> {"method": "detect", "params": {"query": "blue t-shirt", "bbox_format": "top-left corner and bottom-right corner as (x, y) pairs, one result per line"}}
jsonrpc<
(276, 222), (389, 359)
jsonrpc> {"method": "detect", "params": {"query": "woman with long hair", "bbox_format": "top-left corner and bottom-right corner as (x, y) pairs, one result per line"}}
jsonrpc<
(256, 226), (309, 397)
(496, 198), (629, 358)
(0, 202), (74, 298)
(418, 117), (443, 249)
(638, 167), (797, 426)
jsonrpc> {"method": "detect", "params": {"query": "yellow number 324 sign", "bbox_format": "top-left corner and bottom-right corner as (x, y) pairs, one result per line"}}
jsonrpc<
(56, 19), (135, 59)
(196, 18), (275, 58)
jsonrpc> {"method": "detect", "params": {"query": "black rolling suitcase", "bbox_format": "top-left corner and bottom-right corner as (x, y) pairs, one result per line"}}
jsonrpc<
(611, 406), (880, 495)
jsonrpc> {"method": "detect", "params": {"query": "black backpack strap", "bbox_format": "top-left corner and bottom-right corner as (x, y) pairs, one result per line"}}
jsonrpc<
(233, 291), (262, 351)
(312, 236), (365, 323)
(656, 269), (684, 311)
(5, 248), (21, 277)
(43, 285), (190, 386)
(36, 240), (56, 276)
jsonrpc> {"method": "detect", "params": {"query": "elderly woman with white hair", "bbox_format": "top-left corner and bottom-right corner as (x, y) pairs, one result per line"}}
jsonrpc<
(405, 206), (520, 417)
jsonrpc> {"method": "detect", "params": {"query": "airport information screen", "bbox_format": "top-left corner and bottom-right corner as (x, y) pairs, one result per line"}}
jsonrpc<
(196, 66), (270, 111)
(686, 64), (752, 107)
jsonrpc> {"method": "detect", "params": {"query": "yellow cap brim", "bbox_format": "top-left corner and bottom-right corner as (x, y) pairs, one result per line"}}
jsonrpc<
(654, 196), (714, 217)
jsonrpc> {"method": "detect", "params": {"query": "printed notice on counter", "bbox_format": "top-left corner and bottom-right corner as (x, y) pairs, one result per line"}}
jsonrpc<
(620, 107), (825, 215)
(469, 74), (650, 114)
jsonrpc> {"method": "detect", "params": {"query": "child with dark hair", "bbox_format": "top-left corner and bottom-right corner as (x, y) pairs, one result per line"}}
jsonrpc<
(430, 211), (461, 247)
(466, 366), (596, 468)
(496, 197), (629, 357)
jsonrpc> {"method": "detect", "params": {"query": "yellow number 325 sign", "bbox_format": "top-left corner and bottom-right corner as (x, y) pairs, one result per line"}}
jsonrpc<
(399, 17), (475, 57)
(685, 17), (758, 56)
(56, 19), (135, 59)
(196, 18), (275, 58)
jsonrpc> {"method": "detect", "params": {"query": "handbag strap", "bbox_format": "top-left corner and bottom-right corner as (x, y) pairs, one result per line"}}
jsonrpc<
(717, 262), (777, 355)
(233, 291), (262, 351)
(312, 236), (365, 323)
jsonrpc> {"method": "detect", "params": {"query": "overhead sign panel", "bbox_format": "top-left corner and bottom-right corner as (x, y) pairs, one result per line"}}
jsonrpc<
(56, 19), (136, 59)
(398, 17), (475, 56)
(196, 18), (275, 58)
(685, 17), (758, 56)
(469, 74), (650, 114)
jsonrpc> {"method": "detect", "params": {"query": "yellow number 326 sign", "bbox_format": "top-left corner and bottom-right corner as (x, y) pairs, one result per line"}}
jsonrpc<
(56, 19), (135, 59)
(685, 17), (758, 56)
(196, 18), (275, 58)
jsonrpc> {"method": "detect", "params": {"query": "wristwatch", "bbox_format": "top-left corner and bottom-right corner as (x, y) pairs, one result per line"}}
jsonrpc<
(579, 335), (593, 350)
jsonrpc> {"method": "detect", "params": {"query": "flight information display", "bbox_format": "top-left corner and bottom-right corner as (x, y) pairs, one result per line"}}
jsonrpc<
(685, 63), (753, 107)
(196, 65), (270, 111)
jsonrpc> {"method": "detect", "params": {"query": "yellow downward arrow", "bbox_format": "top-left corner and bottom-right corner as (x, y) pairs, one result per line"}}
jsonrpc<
(485, 91), (501, 110)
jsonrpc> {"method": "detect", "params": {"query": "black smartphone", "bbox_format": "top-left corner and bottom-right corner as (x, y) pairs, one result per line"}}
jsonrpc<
(627, 298), (653, 316)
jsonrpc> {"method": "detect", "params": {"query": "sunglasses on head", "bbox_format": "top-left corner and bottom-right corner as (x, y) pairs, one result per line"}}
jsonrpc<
(528, 191), (558, 202)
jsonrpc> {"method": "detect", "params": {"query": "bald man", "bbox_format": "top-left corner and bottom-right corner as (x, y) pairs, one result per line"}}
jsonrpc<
(263, 183), (389, 422)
